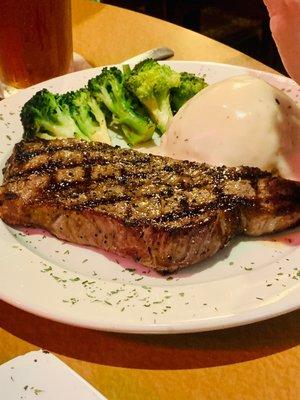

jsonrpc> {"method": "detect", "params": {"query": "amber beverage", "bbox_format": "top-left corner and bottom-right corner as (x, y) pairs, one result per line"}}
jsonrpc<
(0, 0), (73, 88)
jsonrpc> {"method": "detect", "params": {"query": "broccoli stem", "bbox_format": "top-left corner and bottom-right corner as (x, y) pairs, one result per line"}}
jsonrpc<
(143, 95), (172, 134)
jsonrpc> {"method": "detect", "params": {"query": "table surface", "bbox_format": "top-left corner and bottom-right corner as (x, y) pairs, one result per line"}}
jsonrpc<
(1, 1), (299, 399)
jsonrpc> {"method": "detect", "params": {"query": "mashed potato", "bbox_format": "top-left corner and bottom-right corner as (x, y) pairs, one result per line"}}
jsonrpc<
(161, 75), (300, 180)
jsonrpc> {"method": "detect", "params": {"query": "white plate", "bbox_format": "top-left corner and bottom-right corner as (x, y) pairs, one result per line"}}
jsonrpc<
(0, 61), (299, 334)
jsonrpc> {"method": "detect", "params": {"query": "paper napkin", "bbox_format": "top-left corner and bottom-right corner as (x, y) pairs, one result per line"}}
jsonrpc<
(0, 350), (107, 399)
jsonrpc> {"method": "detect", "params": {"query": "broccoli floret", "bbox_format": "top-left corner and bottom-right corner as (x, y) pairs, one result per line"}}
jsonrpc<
(62, 89), (110, 144)
(88, 67), (155, 146)
(126, 59), (181, 133)
(21, 89), (83, 140)
(171, 72), (208, 113)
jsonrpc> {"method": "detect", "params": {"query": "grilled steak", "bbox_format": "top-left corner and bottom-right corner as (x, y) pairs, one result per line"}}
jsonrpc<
(1, 139), (300, 273)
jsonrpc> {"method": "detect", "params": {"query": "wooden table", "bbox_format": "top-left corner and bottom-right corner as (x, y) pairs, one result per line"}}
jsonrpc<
(1, 1), (299, 399)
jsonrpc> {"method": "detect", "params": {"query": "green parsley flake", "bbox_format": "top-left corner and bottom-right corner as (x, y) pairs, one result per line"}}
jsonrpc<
(41, 266), (52, 273)
(70, 277), (80, 282)
(51, 274), (67, 283)
(33, 388), (44, 395)
(63, 298), (79, 305)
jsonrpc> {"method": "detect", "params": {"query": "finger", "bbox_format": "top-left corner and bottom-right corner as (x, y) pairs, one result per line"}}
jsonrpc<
(263, 0), (283, 15)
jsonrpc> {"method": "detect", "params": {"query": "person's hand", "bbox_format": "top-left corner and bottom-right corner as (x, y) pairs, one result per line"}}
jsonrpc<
(263, 0), (300, 84)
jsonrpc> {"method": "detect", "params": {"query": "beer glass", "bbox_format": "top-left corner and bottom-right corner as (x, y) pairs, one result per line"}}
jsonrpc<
(0, 0), (73, 89)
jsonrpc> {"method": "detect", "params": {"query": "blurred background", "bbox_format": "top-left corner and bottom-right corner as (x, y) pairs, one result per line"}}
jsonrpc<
(103, 0), (286, 74)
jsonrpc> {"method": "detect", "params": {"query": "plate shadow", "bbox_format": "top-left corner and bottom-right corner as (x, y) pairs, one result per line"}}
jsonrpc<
(1, 300), (299, 370)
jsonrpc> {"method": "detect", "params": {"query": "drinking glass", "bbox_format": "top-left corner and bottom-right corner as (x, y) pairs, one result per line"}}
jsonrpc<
(0, 0), (73, 89)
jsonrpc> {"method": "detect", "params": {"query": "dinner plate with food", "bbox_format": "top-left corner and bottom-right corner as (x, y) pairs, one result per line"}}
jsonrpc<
(0, 60), (299, 333)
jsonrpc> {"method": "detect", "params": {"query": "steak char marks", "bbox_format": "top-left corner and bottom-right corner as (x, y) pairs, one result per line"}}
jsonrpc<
(1, 139), (300, 273)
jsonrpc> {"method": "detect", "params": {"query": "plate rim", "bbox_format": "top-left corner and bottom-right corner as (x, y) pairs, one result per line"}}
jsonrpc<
(1, 283), (299, 334)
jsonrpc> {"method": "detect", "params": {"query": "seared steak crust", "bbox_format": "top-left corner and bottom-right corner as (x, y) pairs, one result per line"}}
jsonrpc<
(1, 139), (300, 272)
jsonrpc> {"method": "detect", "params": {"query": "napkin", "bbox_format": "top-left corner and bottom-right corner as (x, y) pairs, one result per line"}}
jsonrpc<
(0, 350), (107, 399)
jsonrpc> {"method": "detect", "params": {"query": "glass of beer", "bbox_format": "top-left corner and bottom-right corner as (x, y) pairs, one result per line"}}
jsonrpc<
(0, 0), (73, 89)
